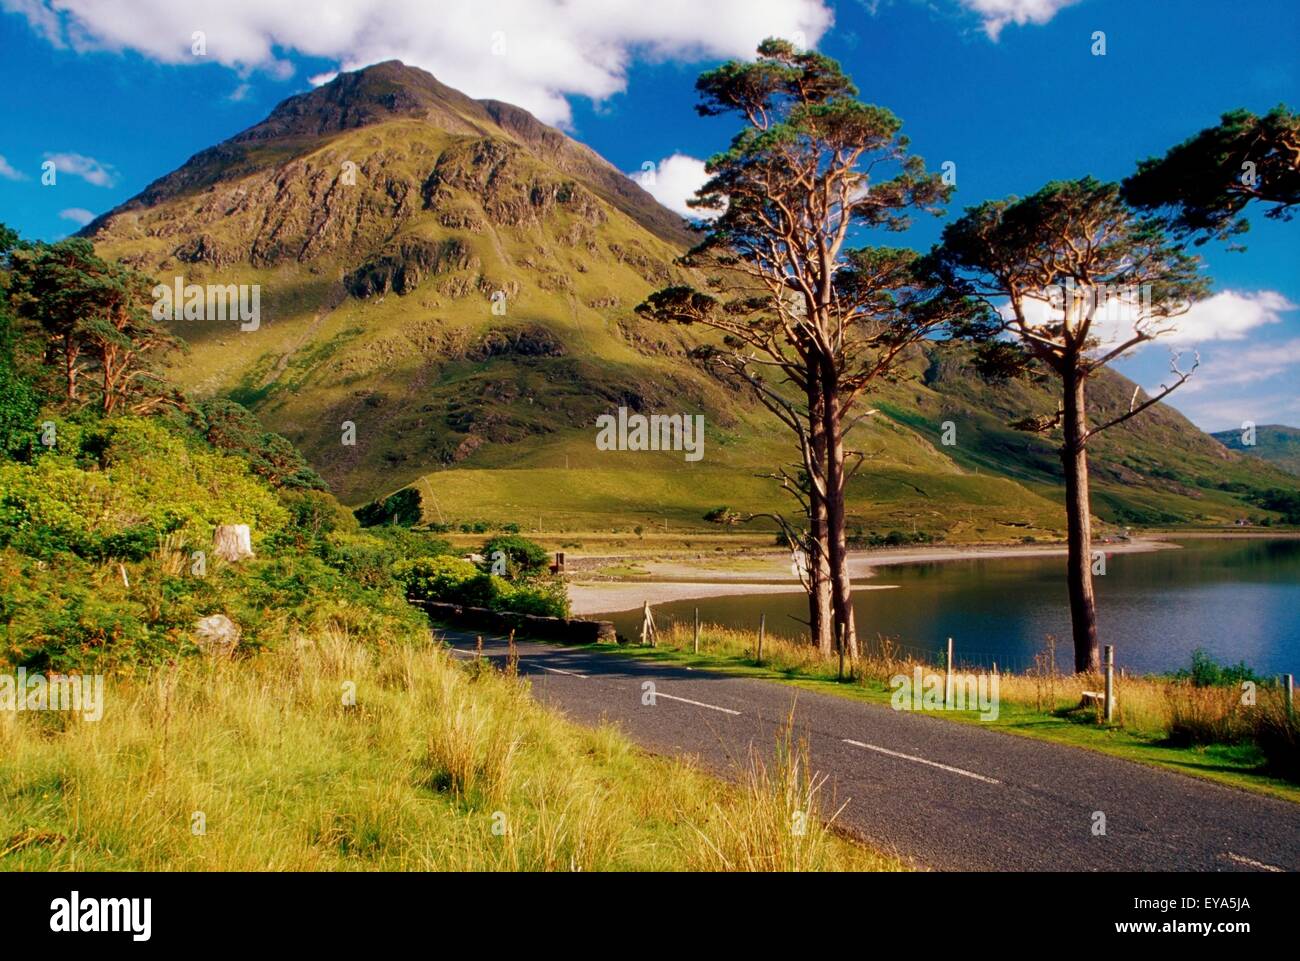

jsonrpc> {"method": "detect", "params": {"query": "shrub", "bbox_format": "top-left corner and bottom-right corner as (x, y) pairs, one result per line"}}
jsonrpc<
(501, 579), (570, 618)
(1172, 648), (1260, 687)
(393, 555), (482, 604)
(481, 534), (550, 579)
(354, 487), (423, 528)
(196, 399), (326, 491)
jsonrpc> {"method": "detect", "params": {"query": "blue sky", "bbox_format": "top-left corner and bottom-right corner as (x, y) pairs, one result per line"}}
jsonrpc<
(1, 0), (1297, 431)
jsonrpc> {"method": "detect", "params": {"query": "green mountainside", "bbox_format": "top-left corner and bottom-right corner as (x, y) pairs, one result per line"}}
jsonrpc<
(82, 62), (1299, 538)
(1212, 425), (1300, 477)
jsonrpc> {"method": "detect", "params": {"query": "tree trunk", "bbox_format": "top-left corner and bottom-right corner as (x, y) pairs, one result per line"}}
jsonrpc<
(64, 336), (79, 401)
(807, 376), (835, 656)
(820, 365), (859, 659)
(1062, 368), (1100, 673)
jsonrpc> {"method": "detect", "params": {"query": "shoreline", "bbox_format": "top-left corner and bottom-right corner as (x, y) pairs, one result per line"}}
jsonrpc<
(569, 536), (1180, 615)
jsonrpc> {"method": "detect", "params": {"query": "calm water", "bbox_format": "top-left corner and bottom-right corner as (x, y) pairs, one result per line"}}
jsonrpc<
(597, 538), (1300, 676)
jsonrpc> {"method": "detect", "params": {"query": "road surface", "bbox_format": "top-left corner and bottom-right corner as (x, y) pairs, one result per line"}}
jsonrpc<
(437, 628), (1300, 871)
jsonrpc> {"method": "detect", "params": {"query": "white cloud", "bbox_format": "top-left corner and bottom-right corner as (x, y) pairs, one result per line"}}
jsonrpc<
(629, 153), (719, 219)
(4, 0), (834, 127)
(1156, 289), (1292, 346)
(0, 154), (26, 181)
(1000, 288), (1293, 355)
(308, 71), (338, 87)
(42, 151), (118, 187)
(958, 0), (1082, 40)
(58, 207), (95, 226)
(228, 82), (253, 102)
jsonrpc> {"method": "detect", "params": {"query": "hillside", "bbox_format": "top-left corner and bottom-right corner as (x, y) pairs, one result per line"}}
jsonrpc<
(1212, 425), (1300, 476)
(81, 61), (1299, 538)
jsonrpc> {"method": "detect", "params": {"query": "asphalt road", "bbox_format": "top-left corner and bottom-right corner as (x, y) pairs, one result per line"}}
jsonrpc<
(437, 628), (1300, 871)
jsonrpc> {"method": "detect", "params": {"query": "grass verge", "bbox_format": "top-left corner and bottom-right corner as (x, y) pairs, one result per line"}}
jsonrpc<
(0, 625), (903, 871)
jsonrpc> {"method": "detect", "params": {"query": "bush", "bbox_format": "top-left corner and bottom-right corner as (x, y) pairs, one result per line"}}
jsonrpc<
(1172, 648), (1260, 687)
(393, 553), (567, 617)
(354, 487), (424, 528)
(501, 579), (570, 618)
(0, 416), (288, 560)
(196, 400), (327, 491)
(481, 534), (550, 579)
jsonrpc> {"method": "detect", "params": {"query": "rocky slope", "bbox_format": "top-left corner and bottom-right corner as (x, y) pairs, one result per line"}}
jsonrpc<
(81, 61), (1297, 532)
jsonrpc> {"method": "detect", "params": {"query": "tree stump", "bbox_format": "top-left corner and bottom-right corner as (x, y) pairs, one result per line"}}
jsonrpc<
(213, 524), (254, 563)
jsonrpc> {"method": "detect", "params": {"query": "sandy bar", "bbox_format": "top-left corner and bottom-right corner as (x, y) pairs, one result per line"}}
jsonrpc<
(568, 537), (1178, 615)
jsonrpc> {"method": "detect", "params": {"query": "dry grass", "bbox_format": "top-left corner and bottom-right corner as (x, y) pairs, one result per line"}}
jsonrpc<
(654, 621), (1295, 754)
(0, 627), (901, 871)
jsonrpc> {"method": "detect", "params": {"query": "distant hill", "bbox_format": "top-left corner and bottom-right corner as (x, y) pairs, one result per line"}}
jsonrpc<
(1212, 425), (1300, 477)
(81, 61), (1300, 537)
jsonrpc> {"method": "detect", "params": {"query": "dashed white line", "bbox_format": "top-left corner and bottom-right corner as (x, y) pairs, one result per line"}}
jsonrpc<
(652, 692), (742, 716)
(842, 739), (1001, 784)
(1225, 852), (1283, 872)
(538, 665), (586, 679)
(445, 649), (585, 678)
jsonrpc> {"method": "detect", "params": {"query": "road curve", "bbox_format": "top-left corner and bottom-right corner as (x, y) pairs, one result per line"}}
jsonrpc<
(437, 628), (1300, 872)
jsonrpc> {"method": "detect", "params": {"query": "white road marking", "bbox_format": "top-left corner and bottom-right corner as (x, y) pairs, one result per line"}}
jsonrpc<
(842, 739), (1001, 785)
(1225, 852), (1283, 872)
(446, 649), (586, 678)
(538, 665), (586, 678)
(652, 692), (741, 715)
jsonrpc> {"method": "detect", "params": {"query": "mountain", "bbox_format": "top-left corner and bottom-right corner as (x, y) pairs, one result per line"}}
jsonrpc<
(82, 62), (1299, 537)
(1212, 425), (1300, 477)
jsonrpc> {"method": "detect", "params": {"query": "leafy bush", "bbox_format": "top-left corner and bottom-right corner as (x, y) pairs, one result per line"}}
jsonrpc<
(1172, 648), (1260, 687)
(354, 487), (423, 527)
(481, 534), (550, 579)
(0, 416), (288, 560)
(393, 553), (567, 617)
(196, 400), (326, 491)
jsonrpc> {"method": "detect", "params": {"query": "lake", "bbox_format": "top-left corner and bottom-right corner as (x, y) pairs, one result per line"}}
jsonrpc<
(595, 537), (1300, 676)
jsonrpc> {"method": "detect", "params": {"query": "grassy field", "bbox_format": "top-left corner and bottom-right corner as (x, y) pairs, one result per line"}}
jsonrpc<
(593, 622), (1300, 804)
(0, 624), (902, 871)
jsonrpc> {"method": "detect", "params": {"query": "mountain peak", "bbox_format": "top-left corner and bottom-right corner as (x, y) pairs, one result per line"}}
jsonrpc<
(80, 59), (690, 246)
(234, 60), (495, 143)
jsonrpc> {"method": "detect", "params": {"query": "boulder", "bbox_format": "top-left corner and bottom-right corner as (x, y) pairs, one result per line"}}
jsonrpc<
(194, 615), (241, 657)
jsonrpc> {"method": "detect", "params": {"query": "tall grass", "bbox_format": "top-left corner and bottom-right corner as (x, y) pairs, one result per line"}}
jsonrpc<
(0, 626), (901, 871)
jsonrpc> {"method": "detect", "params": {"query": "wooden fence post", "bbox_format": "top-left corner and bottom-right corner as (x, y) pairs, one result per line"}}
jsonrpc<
(640, 602), (656, 647)
(944, 637), (954, 707)
(1104, 645), (1116, 723)
(1284, 673), (1294, 716)
(693, 607), (700, 655)
(757, 613), (766, 665)
(838, 623), (845, 681)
